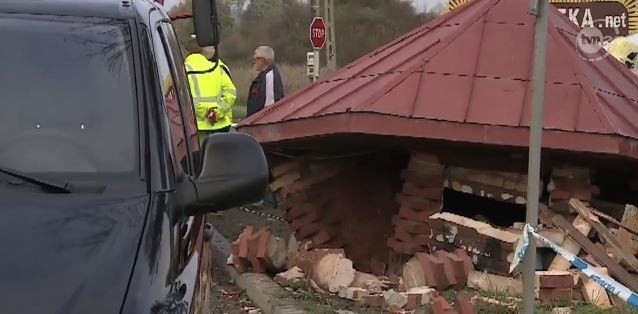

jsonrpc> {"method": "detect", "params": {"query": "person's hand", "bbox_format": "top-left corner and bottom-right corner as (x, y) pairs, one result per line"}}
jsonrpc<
(207, 108), (217, 124)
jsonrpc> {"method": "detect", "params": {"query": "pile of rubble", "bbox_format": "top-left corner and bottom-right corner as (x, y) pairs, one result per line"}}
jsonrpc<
(228, 151), (638, 312)
(229, 226), (477, 313)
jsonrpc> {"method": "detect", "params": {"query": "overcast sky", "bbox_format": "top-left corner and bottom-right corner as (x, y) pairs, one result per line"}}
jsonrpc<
(162, 0), (448, 12)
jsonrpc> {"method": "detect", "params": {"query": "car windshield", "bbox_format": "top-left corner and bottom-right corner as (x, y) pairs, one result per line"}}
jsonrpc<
(0, 15), (138, 177)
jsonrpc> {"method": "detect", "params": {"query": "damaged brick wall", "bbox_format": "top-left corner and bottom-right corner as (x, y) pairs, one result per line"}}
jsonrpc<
(270, 155), (403, 273)
(386, 152), (445, 275)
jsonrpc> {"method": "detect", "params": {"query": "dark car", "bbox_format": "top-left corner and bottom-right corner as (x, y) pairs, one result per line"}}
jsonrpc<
(0, 0), (268, 313)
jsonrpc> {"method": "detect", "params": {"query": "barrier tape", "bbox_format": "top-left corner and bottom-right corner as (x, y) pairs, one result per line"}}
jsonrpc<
(510, 224), (638, 309)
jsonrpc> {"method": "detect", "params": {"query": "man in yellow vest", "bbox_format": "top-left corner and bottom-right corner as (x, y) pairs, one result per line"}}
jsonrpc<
(184, 42), (236, 142)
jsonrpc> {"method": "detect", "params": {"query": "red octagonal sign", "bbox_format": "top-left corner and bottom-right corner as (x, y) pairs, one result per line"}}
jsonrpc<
(309, 17), (327, 50)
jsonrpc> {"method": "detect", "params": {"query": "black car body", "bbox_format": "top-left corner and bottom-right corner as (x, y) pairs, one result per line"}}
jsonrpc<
(0, 0), (267, 313)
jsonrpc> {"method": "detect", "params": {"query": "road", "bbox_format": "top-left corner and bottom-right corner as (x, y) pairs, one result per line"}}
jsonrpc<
(206, 206), (289, 314)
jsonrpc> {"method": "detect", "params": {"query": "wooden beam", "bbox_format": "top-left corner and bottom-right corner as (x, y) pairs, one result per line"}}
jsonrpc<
(551, 214), (638, 292)
(615, 204), (638, 255)
(548, 215), (591, 271)
(569, 199), (638, 274)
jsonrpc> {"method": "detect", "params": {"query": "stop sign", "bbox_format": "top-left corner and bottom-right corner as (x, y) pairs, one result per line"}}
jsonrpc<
(309, 17), (327, 50)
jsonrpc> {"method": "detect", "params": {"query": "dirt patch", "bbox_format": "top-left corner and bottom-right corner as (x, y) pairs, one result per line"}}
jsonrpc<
(209, 207), (391, 314)
(288, 286), (386, 314)
(209, 207), (290, 241)
(208, 262), (259, 314)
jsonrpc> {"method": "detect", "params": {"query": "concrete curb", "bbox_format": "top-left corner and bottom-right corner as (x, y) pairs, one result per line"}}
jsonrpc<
(209, 226), (308, 314)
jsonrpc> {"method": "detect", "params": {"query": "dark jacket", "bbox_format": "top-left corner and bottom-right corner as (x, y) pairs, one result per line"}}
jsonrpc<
(246, 65), (284, 117)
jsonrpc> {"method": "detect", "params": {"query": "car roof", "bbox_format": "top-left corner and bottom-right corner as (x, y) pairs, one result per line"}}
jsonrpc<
(0, 0), (146, 19)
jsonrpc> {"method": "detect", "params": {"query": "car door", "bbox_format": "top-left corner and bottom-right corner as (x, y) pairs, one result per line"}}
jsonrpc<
(149, 12), (204, 308)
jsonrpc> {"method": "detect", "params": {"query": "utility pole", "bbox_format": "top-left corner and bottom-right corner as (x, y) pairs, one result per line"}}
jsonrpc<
(308, 0), (321, 82)
(523, 0), (548, 313)
(324, 0), (337, 71)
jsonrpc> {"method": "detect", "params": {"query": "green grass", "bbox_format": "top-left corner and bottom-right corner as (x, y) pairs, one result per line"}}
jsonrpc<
(290, 286), (336, 314)
(457, 289), (638, 314)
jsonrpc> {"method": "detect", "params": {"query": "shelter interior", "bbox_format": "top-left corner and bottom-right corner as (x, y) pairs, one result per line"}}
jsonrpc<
(265, 134), (638, 272)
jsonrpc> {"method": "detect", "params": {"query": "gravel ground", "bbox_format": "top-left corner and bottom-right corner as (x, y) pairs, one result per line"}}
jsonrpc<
(208, 206), (291, 240)
(206, 206), (288, 314)
(208, 263), (259, 314)
(207, 207), (386, 314)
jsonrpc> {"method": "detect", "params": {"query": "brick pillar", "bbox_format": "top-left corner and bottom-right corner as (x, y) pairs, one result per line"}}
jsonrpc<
(386, 151), (445, 275)
(547, 167), (599, 206)
(270, 159), (346, 249)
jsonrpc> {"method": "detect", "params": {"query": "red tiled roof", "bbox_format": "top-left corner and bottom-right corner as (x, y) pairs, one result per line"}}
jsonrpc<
(238, 0), (638, 158)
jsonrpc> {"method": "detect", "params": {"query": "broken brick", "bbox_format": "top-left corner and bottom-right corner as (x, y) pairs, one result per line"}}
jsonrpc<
(430, 296), (455, 314)
(392, 215), (431, 234)
(403, 182), (443, 200)
(410, 151), (440, 163)
(289, 210), (322, 232)
(452, 249), (475, 274)
(434, 250), (468, 288)
(536, 271), (575, 288)
(325, 235), (347, 249)
(406, 286), (437, 309)
(271, 160), (301, 178)
(270, 170), (301, 192)
(432, 251), (458, 287)
(288, 168), (341, 193)
(254, 229), (271, 260)
(296, 222), (322, 240)
(408, 161), (445, 177)
(539, 287), (572, 303)
(361, 294), (385, 307)
(387, 237), (427, 255)
(416, 252), (448, 289)
(406, 292), (422, 310)
(232, 256), (249, 273)
(311, 225), (340, 247)
(401, 170), (446, 188)
(339, 286), (369, 301)
(398, 206), (438, 222)
(550, 189), (592, 202)
(275, 266), (305, 286)
(387, 252), (412, 276)
(551, 167), (590, 179)
(237, 226), (255, 258)
(394, 228), (429, 247)
(286, 202), (319, 221)
(370, 258), (387, 276)
(388, 305), (404, 313)
(455, 292), (477, 314)
(396, 193), (441, 211)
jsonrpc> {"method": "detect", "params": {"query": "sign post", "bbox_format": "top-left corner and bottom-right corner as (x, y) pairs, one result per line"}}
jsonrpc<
(309, 16), (327, 82)
(524, 0), (549, 313)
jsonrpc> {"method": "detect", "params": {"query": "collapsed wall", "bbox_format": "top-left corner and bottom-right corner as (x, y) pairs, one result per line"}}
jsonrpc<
(267, 149), (621, 280)
(269, 153), (403, 273)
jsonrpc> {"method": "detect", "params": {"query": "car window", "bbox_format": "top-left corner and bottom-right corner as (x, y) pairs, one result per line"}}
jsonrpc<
(0, 16), (138, 175)
(151, 22), (190, 178)
(160, 22), (201, 174)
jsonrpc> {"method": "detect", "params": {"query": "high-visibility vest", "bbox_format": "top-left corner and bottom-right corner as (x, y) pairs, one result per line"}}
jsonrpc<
(184, 53), (237, 131)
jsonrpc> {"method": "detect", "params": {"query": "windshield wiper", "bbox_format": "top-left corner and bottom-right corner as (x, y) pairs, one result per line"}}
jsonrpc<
(0, 166), (72, 193)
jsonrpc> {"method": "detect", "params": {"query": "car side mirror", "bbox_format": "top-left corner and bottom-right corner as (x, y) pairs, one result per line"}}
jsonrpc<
(192, 0), (220, 47)
(178, 133), (268, 216)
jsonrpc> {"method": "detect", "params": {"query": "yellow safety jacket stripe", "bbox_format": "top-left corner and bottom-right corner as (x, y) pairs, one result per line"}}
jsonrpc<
(184, 55), (237, 131)
(185, 63), (232, 113)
